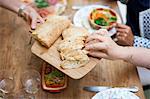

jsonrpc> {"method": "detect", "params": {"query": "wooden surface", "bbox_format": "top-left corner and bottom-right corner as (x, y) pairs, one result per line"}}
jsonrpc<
(31, 38), (99, 79)
(0, 0), (145, 99)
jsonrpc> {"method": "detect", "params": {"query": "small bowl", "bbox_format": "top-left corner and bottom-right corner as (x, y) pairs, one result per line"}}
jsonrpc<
(42, 62), (67, 92)
(89, 8), (118, 30)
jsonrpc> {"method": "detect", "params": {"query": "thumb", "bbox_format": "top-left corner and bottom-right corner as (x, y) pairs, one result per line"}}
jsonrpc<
(85, 42), (107, 51)
(31, 17), (37, 29)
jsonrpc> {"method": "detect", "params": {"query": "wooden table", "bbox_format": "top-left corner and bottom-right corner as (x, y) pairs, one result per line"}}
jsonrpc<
(0, 0), (145, 99)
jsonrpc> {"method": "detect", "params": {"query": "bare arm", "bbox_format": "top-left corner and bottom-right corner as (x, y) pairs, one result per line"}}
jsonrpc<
(0, 0), (44, 29)
(118, 47), (150, 69)
(0, 0), (23, 13)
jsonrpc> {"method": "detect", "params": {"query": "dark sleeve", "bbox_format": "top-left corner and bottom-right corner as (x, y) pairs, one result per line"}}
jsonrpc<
(118, 0), (128, 4)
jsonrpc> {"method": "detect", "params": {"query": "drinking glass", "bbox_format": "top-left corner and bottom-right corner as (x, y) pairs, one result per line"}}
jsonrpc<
(14, 89), (35, 99)
(21, 70), (41, 95)
(0, 70), (15, 98)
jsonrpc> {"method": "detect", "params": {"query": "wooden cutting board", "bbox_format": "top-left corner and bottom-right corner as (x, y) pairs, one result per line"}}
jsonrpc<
(31, 37), (99, 79)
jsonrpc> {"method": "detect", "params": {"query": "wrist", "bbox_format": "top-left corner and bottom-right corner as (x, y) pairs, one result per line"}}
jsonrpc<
(11, 1), (27, 14)
(10, 1), (24, 13)
(18, 4), (28, 17)
(116, 46), (132, 61)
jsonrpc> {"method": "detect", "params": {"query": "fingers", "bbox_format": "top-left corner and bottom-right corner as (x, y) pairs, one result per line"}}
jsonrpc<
(116, 23), (129, 29)
(30, 12), (44, 29)
(116, 32), (127, 37)
(117, 35), (125, 41)
(113, 38), (118, 42)
(116, 24), (131, 37)
(115, 32), (129, 45)
(85, 42), (107, 51)
(86, 39), (99, 45)
(30, 14), (37, 29)
(94, 29), (108, 35)
(24, 6), (44, 29)
(38, 15), (44, 23)
(116, 28), (127, 33)
(88, 51), (107, 59)
(86, 34), (106, 43)
(86, 29), (109, 43)
(116, 32), (126, 41)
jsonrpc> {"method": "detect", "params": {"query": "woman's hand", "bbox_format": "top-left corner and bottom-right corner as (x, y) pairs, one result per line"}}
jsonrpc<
(0, 0), (44, 29)
(21, 5), (44, 29)
(85, 30), (124, 60)
(115, 23), (134, 46)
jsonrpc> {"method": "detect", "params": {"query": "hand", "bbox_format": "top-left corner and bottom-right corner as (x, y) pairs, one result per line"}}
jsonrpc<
(21, 5), (44, 29)
(85, 30), (124, 60)
(115, 23), (134, 46)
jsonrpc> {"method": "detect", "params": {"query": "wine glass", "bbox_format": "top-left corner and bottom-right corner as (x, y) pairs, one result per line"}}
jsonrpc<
(14, 89), (35, 99)
(0, 70), (15, 98)
(21, 70), (41, 95)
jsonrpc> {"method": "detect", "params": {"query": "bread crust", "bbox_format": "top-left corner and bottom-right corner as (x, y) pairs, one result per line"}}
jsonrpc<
(32, 15), (71, 48)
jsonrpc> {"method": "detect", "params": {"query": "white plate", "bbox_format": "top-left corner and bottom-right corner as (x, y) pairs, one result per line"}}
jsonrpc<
(73, 5), (122, 35)
(92, 88), (139, 99)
